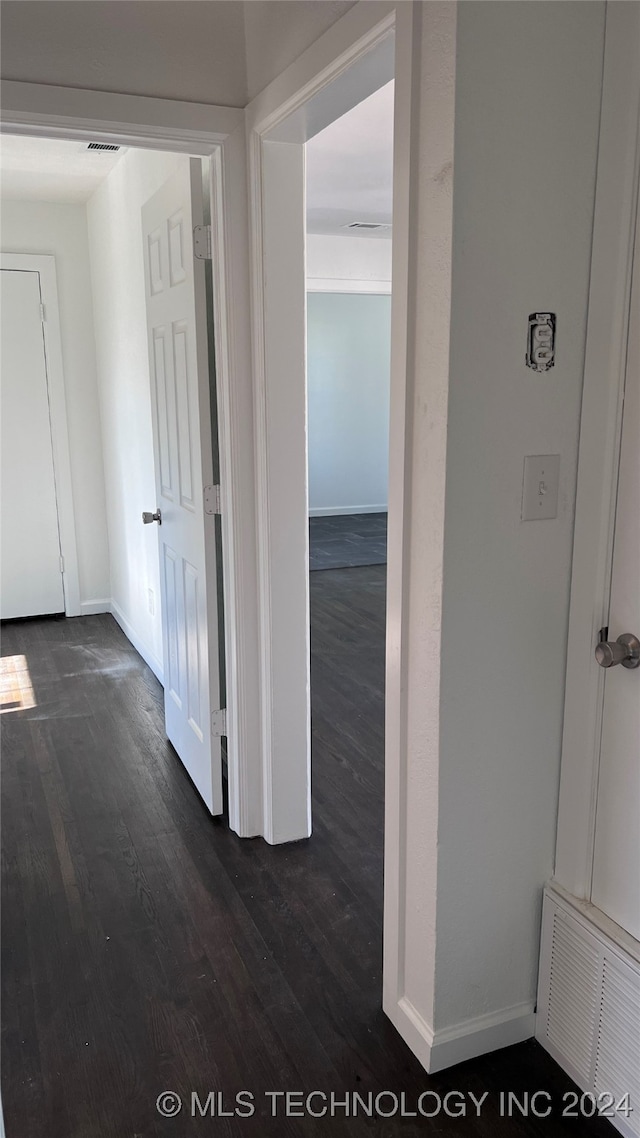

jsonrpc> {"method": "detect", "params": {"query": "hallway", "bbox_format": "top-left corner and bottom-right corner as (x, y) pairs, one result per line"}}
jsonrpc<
(1, 570), (611, 1137)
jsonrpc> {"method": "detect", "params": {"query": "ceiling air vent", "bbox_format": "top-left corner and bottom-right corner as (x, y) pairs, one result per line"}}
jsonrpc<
(85, 142), (121, 152)
(343, 222), (391, 231)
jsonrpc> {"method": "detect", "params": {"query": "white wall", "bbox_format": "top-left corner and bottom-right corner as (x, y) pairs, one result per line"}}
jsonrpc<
(307, 291), (390, 515)
(434, 0), (605, 1034)
(0, 0), (360, 108)
(386, 0), (606, 1067)
(306, 234), (391, 516)
(243, 1), (357, 101)
(306, 233), (391, 292)
(0, 1), (247, 107)
(1, 199), (110, 611)
(87, 148), (185, 679)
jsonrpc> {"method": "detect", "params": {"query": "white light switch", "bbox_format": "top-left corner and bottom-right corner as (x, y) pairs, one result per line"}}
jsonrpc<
(521, 454), (560, 521)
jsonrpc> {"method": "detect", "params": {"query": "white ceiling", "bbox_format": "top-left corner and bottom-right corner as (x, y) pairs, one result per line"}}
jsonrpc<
(305, 80), (394, 238)
(0, 136), (125, 204)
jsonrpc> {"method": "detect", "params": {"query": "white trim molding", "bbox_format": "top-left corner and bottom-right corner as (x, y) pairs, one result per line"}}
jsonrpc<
(80, 599), (111, 617)
(306, 277), (391, 295)
(309, 504), (387, 517)
(0, 252), (82, 618)
(245, 0), (396, 845)
(110, 600), (164, 686)
(553, 1), (640, 900)
(0, 82), (259, 840)
(390, 997), (535, 1077)
(382, 0), (457, 1070)
(0, 80), (241, 151)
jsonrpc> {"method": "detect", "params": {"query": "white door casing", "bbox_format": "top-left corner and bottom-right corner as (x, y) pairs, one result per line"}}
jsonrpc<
(1, 88), (260, 837)
(142, 159), (223, 815)
(245, 3), (396, 845)
(1, 267), (65, 619)
(591, 195), (640, 940)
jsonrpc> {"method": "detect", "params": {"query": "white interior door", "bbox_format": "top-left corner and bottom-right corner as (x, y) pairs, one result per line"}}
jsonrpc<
(142, 159), (223, 815)
(591, 197), (640, 940)
(1, 268), (65, 619)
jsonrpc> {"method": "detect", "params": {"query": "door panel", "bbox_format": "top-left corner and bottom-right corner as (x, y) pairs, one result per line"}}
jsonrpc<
(142, 160), (223, 815)
(0, 268), (65, 619)
(591, 200), (640, 939)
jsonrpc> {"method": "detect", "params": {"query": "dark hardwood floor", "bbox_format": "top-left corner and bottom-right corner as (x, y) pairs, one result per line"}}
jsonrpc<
(1, 570), (613, 1137)
(309, 513), (387, 571)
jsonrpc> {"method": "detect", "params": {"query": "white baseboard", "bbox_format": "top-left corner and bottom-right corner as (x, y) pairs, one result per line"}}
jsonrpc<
(306, 277), (391, 295)
(79, 598), (111, 616)
(109, 599), (164, 686)
(387, 995), (535, 1074)
(309, 504), (387, 517)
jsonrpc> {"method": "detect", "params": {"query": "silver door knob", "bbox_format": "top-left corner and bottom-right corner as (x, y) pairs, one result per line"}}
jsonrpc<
(595, 632), (640, 669)
(142, 509), (162, 525)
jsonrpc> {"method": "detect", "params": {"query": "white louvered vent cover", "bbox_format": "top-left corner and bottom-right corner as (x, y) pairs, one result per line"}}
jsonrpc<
(537, 890), (640, 1138)
(594, 955), (640, 1135)
(546, 909), (600, 1082)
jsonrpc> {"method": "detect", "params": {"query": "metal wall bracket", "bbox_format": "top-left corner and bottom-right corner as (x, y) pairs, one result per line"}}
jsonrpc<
(193, 224), (212, 260)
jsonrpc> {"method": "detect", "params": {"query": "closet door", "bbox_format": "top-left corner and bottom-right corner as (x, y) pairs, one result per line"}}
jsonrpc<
(591, 199), (640, 940)
(1, 268), (64, 619)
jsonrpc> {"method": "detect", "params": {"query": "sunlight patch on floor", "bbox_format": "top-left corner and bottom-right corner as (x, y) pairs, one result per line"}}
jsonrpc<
(0, 654), (36, 713)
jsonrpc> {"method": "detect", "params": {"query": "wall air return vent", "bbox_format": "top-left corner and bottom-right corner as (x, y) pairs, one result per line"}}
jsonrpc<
(85, 143), (121, 152)
(537, 888), (640, 1138)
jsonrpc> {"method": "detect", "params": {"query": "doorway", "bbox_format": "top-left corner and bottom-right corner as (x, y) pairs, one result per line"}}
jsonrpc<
(0, 137), (227, 817)
(245, 14), (396, 846)
(304, 82), (393, 869)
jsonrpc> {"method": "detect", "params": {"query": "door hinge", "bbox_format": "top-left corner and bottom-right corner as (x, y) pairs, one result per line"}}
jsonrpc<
(211, 708), (227, 737)
(193, 224), (212, 260)
(40, 303), (46, 323)
(59, 555), (65, 573)
(204, 484), (221, 515)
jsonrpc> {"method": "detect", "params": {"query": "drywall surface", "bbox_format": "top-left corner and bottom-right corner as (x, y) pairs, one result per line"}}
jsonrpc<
(0, 1), (247, 106)
(0, 0), (359, 108)
(87, 148), (185, 678)
(306, 233), (391, 291)
(243, 0), (357, 101)
(434, 0), (605, 1031)
(307, 291), (390, 514)
(1, 199), (110, 610)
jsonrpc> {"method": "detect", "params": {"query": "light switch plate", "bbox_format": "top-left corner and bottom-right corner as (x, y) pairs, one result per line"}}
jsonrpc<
(521, 454), (560, 521)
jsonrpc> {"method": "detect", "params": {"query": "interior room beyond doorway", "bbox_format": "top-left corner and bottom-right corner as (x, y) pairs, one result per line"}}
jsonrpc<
(306, 81), (393, 578)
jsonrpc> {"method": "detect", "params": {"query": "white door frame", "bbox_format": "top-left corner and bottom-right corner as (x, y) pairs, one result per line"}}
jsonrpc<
(0, 80), (261, 839)
(553, 3), (640, 902)
(0, 251), (81, 618)
(245, 0), (458, 1068)
(245, 1), (396, 845)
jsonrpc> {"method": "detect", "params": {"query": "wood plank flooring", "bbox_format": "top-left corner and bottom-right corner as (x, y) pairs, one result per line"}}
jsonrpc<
(309, 513), (387, 571)
(1, 570), (614, 1137)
